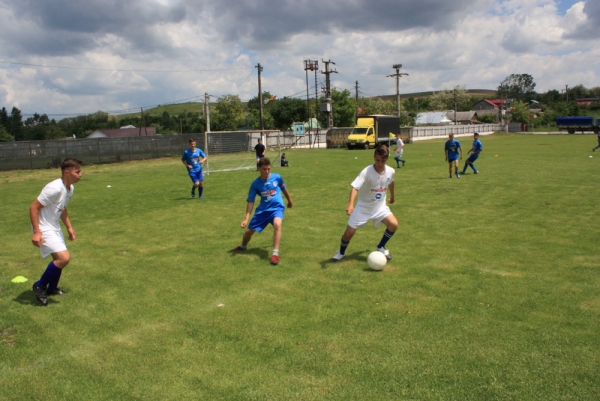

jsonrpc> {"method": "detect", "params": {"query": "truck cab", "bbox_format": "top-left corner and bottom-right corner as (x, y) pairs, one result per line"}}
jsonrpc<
(347, 116), (398, 149)
(347, 125), (375, 149)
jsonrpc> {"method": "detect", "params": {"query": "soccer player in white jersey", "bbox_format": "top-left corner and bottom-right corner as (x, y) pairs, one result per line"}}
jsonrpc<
(332, 144), (398, 262)
(30, 158), (82, 306)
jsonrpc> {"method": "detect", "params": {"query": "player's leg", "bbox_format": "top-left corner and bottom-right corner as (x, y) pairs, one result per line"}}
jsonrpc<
(448, 161), (453, 178)
(34, 233), (69, 305)
(462, 159), (470, 174)
(375, 211), (397, 260)
(197, 180), (204, 198)
(332, 225), (357, 261)
(454, 160), (460, 178)
(189, 172), (197, 197)
(594, 137), (600, 151)
(399, 152), (405, 166)
(46, 251), (70, 295)
(394, 156), (401, 168)
(270, 217), (283, 265)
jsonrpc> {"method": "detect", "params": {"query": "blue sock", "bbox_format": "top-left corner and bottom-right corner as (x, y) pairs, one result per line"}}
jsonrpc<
(340, 238), (350, 255)
(377, 229), (395, 249)
(47, 267), (63, 292)
(470, 164), (477, 172)
(198, 186), (204, 197)
(38, 261), (60, 288)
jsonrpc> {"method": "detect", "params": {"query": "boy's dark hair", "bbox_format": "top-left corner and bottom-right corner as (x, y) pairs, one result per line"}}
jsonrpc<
(374, 144), (389, 158)
(61, 158), (82, 171)
(474, 132), (479, 136)
(188, 138), (196, 143)
(258, 157), (271, 167)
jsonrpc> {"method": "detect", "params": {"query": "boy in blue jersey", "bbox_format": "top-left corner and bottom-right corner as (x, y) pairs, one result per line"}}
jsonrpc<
(444, 133), (462, 179)
(231, 157), (294, 265)
(182, 138), (207, 198)
(462, 132), (482, 174)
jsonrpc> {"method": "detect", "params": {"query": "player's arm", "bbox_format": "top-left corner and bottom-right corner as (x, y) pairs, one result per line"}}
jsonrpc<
(60, 208), (76, 241)
(388, 181), (395, 205)
(182, 157), (192, 169)
(29, 199), (44, 247)
(459, 145), (463, 160)
(281, 187), (293, 209)
(241, 201), (254, 228)
(445, 148), (448, 161)
(346, 187), (358, 216)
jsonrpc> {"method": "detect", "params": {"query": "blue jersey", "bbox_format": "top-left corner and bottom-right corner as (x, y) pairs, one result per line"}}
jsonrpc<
(472, 139), (482, 153)
(182, 148), (206, 173)
(445, 139), (461, 159)
(248, 173), (286, 214)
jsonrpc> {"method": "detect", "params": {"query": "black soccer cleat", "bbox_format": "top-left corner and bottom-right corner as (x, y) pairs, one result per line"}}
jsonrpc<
(32, 282), (48, 306)
(47, 288), (66, 296)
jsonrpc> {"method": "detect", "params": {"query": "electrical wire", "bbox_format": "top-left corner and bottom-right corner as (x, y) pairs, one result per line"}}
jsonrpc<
(0, 60), (253, 73)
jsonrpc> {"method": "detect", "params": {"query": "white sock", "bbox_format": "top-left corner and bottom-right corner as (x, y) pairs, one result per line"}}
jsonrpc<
(272, 249), (279, 256)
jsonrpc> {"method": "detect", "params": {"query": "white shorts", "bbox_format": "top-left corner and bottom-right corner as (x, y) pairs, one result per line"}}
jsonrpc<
(348, 204), (392, 229)
(39, 229), (67, 259)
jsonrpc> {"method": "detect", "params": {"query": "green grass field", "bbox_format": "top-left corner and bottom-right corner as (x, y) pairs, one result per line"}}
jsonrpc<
(1, 133), (599, 400)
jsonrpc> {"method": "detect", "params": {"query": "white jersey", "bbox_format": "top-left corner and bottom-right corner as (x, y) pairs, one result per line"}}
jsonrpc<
(351, 165), (395, 212)
(37, 178), (73, 233)
(395, 138), (404, 156)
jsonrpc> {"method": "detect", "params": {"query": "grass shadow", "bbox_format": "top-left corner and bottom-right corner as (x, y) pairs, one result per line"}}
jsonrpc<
(228, 246), (270, 261)
(12, 290), (57, 306)
(319, 251), (365, 269)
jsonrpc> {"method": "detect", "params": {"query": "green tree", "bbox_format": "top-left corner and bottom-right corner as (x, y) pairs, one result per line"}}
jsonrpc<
(8, 107), (23, 140)
(510, 101), (530, 123)
(357, 98), (396, 115)
(429, 85), (471, 111)
(497, 74), (536, 101)
(331, 89), (356, 127)
(0, 107), (8, 129)
(0, 125), (14, 141)
(269, 97), (307, 130)
(211, 95), (246, 131)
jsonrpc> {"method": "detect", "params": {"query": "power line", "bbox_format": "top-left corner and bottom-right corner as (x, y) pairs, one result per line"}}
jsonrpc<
(0, 60), (253, 73)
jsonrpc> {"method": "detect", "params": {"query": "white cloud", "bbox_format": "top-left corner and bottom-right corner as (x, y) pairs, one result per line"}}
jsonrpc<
(0, 0), (598, 116)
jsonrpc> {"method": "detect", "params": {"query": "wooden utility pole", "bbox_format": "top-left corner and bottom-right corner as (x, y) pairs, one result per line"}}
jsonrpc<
(355, 81), (359, 117)
(256, 63), (264, 135)
(387, 64), (409, 120)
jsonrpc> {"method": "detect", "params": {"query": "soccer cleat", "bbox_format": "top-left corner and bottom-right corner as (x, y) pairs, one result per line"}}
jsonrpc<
(191, 190), (195, 198)
(32, 282), (48, 306)
(377, 247), (392, 261)
(474, 171), (478, 174)
(402, 161), (405, 166)
(456, 173), (460, 179)
(270, 255), (280, 265)
(47, 288), (66, 296)
(231, 246), (247, 252)
(331, 251), (345, 261)
(448, 176), (452, 179)
(199, 196), (204, 199)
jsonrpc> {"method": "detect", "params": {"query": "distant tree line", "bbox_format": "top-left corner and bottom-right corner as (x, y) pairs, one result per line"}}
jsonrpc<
(2, 75), (599, 142)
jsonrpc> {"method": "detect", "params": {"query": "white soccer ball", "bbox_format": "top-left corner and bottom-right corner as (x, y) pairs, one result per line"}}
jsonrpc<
(367, 251), (387, 271)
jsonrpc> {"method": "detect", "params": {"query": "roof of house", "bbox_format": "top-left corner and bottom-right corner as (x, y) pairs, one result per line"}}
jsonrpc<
(415, 111), (452, 125)
(447, 111), (477, 121)
(90, 127), (157, 138)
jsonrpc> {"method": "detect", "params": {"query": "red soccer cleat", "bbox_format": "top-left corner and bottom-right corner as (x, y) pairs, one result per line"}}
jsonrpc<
(231, 246), (247, 252)
(270, 255), (279, 265)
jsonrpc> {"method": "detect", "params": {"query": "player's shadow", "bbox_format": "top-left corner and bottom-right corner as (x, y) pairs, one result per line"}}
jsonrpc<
(13, 290), (58, 306)
(320, 251), (364, 269)
(229, 247), (270, 261)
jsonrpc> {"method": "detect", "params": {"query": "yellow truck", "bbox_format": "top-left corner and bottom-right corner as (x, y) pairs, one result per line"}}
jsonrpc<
(346, 115), (400, 149)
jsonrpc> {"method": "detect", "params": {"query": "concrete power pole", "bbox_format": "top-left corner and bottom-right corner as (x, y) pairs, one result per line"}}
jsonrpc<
(256, 63), (264, 135)
(387, 64), (409, 121)
(204, 93), (211, 133)
(321, 59), (337, 129)
(355, 81), (360, 117)
(304, 60), (319, 138)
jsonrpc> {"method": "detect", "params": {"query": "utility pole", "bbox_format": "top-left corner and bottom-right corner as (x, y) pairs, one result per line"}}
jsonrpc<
(304, 60), (318, 138)
(387, 64), (409, 121)
(355, 81), (360, 117)
(204, 93), (211, 133)
(321, 59), (337, 129)
(565, 84), (569, 102)
(453, 89), (457, 125)
(256, 63), (264, 135)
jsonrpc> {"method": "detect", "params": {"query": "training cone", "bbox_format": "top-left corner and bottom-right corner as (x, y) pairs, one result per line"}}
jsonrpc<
(11, 276), (28, 283)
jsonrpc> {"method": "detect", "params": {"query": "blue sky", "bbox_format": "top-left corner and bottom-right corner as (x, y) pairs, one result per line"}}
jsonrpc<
(0, 0), (598, 116)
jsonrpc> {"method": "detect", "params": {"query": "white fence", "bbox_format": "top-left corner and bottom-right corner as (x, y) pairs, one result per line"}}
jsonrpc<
(409, 124), (502, 141)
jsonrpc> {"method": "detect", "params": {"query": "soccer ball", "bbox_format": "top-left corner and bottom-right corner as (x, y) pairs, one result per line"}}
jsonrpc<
(367, 251), (387, 271)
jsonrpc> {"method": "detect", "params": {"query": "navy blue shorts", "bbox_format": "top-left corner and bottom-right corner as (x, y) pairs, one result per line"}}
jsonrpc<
(448, 157), (458, 162)
(249, 209), (284, 232)
(467, 154), (479, 163)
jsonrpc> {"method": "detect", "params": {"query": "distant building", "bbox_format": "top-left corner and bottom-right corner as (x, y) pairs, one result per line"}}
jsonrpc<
(87, 127), (157, 138)
(576, 97), (599, 105)
(446, 111), (477, 124)
(473, 99), (507, 110)
(415, 111), (452, 125)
